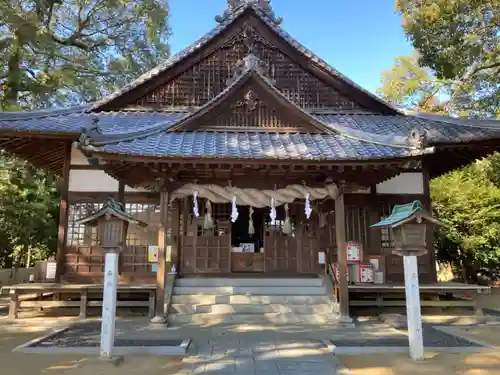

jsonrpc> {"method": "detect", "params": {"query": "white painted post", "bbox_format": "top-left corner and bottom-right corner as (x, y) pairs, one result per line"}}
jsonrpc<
(403, 255), (424, 361)
(100, 251), (119, 359)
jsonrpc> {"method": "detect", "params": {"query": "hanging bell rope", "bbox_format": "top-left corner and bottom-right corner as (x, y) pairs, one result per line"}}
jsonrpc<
(171, 183), (340, 207)
(203, 200), (214, 230)
(248, 207), (255, 235)
(283, 203), (292, 235)
(193, 190), (199, 217)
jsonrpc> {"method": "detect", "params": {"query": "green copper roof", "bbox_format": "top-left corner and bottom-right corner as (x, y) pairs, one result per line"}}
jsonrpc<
(75, 198), (148, 227)
(371, 201), (426, 228)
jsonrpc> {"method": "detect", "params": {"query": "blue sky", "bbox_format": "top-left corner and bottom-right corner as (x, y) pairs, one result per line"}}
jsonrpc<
(168, 0), (414, 95)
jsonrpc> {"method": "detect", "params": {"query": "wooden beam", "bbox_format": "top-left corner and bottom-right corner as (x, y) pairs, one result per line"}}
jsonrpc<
(335, 190), (350, 321)
(55, 141), (72, 281)
(153, 189), (169, 321)
(422, 164), (437, 283)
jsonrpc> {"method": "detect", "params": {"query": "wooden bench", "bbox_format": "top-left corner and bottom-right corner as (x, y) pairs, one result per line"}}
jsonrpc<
(1, 283), (156, 319)
(333, 282), (491, 314)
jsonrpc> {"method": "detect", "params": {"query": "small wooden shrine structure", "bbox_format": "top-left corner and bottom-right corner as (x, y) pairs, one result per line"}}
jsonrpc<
(0, 0), (499, 318)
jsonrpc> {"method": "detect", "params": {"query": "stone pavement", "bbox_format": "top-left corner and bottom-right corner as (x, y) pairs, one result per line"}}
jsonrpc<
(179, 339), (342, 375)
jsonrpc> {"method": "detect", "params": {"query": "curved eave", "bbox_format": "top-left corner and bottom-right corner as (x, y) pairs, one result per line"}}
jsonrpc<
(85, 149), (430, 165)
(87, 67), (424, 154)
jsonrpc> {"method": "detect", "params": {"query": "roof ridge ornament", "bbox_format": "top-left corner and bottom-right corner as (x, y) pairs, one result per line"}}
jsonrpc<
(78, 117), (101, 146)
(226, 52), (274, 86)
(407, 128), (428, 149)
(216, 0), (283, 25)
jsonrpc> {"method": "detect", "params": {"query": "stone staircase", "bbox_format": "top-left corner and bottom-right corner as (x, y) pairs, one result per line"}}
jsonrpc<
(168, 277), (340, 326)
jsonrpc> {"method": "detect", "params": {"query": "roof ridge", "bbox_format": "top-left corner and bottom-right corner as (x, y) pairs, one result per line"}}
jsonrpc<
(404, 111), (500, 130)
(0, 104), (90, 121)
(89, 4), (400, 114)
(83, 63), (257, 146)
(81, 61), (432, 156)
(89, 6), (249, 111)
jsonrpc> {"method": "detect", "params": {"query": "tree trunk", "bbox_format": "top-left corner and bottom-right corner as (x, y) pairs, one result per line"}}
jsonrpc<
(1, 35), (22, 109)
(26, 245), (31, 268)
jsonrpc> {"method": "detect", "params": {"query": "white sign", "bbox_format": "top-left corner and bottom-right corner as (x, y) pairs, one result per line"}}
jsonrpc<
(318, 252), (325, 264)
(404, 255), (424, 361)
(45, 262), (57, 281)
(148, 246), (158, 262)
(100, 252), (118, 359)
(240, 243), (255, 253)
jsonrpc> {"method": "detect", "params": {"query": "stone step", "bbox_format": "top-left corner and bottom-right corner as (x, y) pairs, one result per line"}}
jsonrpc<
(171, 294), (332, 305)
(167, 312), (341, 325)
(175, 277), (323, 288)
(169, 303), (334, 314)
(173, 286), (327, 295)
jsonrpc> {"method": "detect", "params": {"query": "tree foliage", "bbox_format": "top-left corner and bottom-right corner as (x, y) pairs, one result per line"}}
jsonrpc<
(431, 157), (500, 281)
(396, 0), (499, 117)
(0, 0), (170, 109)
(377, 53), (448, 113)
(0, 153), (59, 268)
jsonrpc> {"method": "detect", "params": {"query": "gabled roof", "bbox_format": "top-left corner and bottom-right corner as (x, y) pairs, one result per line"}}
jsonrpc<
(89, 3), (399, 114)
(371, 200), (442, 228)
(79, 60), (428, 152)
(75, 198), (148, 227)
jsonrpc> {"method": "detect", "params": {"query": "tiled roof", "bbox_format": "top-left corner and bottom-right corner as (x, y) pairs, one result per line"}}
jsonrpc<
(0, 108), (188, 136)
(314, 113), (500, 144)
(98, 132), (427, 161)
(1, 106), (499, 147)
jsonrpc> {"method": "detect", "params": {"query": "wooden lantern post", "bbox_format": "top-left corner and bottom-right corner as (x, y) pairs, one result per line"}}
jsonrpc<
(371, 201), (442, 361)
(75, 199), (147, 360)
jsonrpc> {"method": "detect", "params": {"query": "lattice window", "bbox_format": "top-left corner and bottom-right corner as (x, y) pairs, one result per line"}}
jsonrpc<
(67, 203), (103, 246)
(346, 206), (368, 249)
(125, 203), (160, 246)
(380, 204), (394, 250)
(134, 31), (362, 110)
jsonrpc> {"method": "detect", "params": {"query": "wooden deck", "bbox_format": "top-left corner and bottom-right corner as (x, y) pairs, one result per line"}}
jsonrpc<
(334, 282), (491, 311)
(1, 283), (156, 319)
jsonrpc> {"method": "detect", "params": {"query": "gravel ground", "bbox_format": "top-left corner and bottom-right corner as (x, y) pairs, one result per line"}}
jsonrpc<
(32, 321), (184, 347)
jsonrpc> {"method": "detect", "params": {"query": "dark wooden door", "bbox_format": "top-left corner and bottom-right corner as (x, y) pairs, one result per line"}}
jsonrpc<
(180, 217), (231, 274)
(297, 215), (321, 274)
(264, 210), (298, 273)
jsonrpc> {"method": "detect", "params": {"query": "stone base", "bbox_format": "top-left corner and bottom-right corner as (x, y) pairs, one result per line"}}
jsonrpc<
(379, 313), (408, 329)
(76, 355), (124, 368)
(148, 315), (169, 330)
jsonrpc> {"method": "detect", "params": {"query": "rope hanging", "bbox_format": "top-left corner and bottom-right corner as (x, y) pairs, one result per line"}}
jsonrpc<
(305, 193), (312, 219)
(283, 203), (292, 235)
(203, 200), (214, 230)
(270, 197), (277, 222)
(231, 196), (239, 223)
(193, 190), (199, 217)
(171, 183), (339, 207)
(248, 207), (255, 235)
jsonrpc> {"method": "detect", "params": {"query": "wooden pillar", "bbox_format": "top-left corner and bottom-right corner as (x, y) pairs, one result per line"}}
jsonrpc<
(117, 181), (125, 204)
(335, 191), (351, 321)
(55, 141), (71, 282)
(367, 185), (382, 255)
(152, 190), (169, 321)
(422, 165), (437, 283)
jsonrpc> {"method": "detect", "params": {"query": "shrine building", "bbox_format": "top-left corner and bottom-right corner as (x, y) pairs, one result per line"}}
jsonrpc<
(1, 0), (499, 322)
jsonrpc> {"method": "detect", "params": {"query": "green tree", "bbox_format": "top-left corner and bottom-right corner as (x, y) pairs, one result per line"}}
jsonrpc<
(431, 161), (500, 282)
(377, 53), (448, 113)
(0, 0), (170, 109)
(0, 152), (59, 268)
(396, 0), (500, 117)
